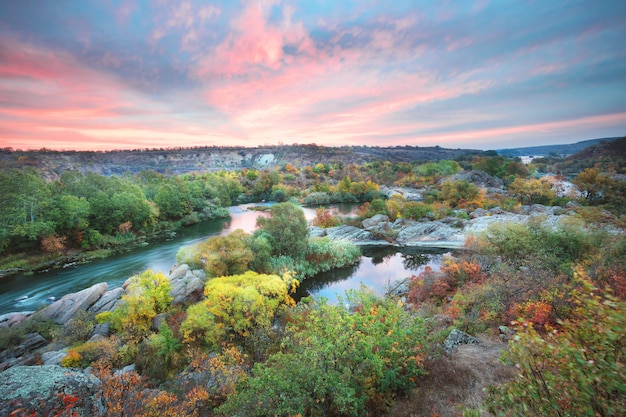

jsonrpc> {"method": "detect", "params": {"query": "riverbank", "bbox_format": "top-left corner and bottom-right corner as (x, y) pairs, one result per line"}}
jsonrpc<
(0, 224), (192, 279)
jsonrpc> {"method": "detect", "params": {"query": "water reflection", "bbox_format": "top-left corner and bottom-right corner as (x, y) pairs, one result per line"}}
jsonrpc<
(299, 246), (449, 303)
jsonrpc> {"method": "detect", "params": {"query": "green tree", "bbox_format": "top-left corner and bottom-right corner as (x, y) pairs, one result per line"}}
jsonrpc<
(256, 202), (308, 259)
(487, 285), (625, 416)
(0, 167), (55, 243)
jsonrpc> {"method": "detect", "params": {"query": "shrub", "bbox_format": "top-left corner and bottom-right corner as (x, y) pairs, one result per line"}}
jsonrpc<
(311, 207), (339, 228)
(176, 230), (254, 277)
(218, 289), (427, 417)
(181, 271), (298, 348)
(487, 287), (626, 416)
(97, 270), (172, 342)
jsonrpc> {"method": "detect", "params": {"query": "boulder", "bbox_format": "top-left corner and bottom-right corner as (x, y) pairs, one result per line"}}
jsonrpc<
(362, 214), (390, 229)
(169, 265), (207, 304)
(448, 170), (504, 190)
(396, 221), (457, 243)
(444, 329), (481, 353)
(41, 350), (68, 366)
(324, 225), (390, 246)
(470, 208), (489, 219)
(169, 264), (190, 280)
(0, 312), (32, 329)
(0, 365), (102, 417)
(88, 287), (124, 315)
(309, 226), (326, 238)
(0, 333), (49, 372)
(35, 283), (108, 325)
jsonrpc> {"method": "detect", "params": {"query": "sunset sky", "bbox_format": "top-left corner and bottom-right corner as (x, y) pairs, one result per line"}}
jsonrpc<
(1, 0), (625, 151)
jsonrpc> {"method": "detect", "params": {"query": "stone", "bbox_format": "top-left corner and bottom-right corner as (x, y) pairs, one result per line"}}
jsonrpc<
(91, 323), (110, 338)
(309, 226), (326, 238)
(448, 170), (504, 190)
(324, 225), (390, 246)
(41, 350), (68, 366)
(34, 283), (108, 325)
(470, 208), (489, 218)
(169, 264), (190, 280)
(0, 365), (102, 417)
(0, 312), (32, 329)
(444, 329), (481, 353)
(88, 287), (124, 315)
(362, 214), (390, 229)
(169, 265), (207, 305)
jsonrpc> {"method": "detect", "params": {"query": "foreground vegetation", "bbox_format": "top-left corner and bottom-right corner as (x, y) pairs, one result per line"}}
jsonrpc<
(1, 139), (625, 416)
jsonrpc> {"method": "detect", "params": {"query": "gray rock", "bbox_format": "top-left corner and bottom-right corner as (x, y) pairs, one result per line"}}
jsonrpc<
(88, 287), (124, 315)
(169, 264), (190, 280)
(191, 269), (207, 280)
(444, 329), (480, 352)
(169, 265), (207, 304)
(41, 350), (68, 366)
(0, 365), (102, 416)
(470, 208), (489, 218)
(91, 323), (110, 338)
(362, 214), (390, 229)
(0, 312), (32, 329)
(324, 225), (390, 246)
(115, 363), (136, 376)
(309, 226), (326, 238)
(152, 313), (168, 331)
(396, 221), (457, 243)
(34, 283), (108, 325)
(449, 170), (503, 190)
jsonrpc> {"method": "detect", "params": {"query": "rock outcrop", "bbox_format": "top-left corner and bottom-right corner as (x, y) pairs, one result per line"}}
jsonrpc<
(35, 283), (108, 325)
(0, 365), (102, 416)
(444, 329), (481, 353)
(169, 265), (207, 304)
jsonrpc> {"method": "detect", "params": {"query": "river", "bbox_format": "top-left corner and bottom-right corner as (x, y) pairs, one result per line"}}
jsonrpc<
(0, 204), (448, 315)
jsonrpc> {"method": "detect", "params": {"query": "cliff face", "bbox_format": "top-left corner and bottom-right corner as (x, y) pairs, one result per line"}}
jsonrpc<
(0, 145), (480, 179)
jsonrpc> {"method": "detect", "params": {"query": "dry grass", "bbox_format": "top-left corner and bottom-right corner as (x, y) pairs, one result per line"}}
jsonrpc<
(389, 336), (514, 417)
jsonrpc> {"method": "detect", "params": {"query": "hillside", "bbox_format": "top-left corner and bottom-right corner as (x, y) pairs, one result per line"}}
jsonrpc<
(0, 144), (481, 179)
(496, 136), (621, 157)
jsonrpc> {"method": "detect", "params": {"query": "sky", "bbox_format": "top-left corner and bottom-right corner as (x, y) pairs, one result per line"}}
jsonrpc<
(0, 0), (625, 151)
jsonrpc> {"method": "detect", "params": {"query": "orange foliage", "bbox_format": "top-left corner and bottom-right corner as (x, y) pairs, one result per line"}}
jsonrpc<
(40, 234), (66, 254)
(118, 221), (133, 234)
(311, 207), (339, 228)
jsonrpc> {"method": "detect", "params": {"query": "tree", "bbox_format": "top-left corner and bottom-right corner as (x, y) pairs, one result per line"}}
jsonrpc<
(439, 180), (480, 208)
(573, 167), (610, 203)
(508, 178), (556, 205)
(256, 202), (308, 259)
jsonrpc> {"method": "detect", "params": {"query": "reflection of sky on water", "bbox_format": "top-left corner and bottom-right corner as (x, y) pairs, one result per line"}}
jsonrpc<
(304, 249), (448, 303)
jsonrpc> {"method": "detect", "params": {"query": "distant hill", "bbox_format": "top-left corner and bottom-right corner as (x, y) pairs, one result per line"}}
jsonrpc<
(566, 136), (626, 161)
(0, 144), (482, 179)
(496, 137), (622, 157)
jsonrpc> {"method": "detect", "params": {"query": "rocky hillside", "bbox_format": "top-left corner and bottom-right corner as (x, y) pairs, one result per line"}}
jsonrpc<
(0, 144), (480, 179)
